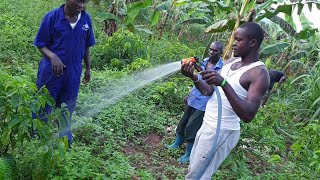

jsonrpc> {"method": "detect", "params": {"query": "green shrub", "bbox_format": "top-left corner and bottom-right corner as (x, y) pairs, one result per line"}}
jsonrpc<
(0, 68), (71, 179)
(0, 70), (52, 155)
(123, 58), (151, 72)
(148, 39), (195, 64)
(148, 75), (190, 112)
(91, 30), (149, 70)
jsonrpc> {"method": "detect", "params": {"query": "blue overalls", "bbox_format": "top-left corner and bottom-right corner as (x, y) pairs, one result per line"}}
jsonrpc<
(34, 4), (95, 144)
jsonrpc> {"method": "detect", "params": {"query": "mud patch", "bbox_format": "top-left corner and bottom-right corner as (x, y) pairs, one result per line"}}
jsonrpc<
(143, 132), (162, 148)
(123, 132), (163, 156)
(122, 132), (187, 179)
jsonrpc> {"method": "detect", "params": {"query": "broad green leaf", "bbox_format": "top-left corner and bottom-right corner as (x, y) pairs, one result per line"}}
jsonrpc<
(265, 58), (271, 69)
(124, 0), (152, 26)
(243, 0), (256, 16)
(0, 157), (14, 180)
(269, 16), (296, 36)
(5, 89), (17, 98)
(1, 129), (12, 146)
(205, 19), (236, 33)
(215, 1), (236, 13)
(290, 51), (307, 60)
(256, 4), (293, 22)
(150, 11), (160, 27)
(307, 2), (312, 12)
(297, 3), (303, 15)
(95, 12), (121, 22)
(134, 25), (154, 35)
(268, 154), (281, 163)
(180, 18), (207, 24)
(7, 116), (23, 129)
(255, 0), (273, 14)
(155, 1), (170, 11)
(299, 12), (313, 30)
(0, 159), (5, 180)
(174, 0), (188, 6)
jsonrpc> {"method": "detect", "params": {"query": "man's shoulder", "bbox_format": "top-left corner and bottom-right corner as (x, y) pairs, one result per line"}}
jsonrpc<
(43, 6), (62, 20)
(224, 57), (240, 65)
(248, 64), (269, 81)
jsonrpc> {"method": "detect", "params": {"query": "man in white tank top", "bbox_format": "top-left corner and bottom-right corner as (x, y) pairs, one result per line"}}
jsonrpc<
(181, 22), (270, 179)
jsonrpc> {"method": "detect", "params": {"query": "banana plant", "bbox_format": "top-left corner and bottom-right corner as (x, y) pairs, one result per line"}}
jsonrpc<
(150, 0), (174, 39)
(176, 0), (320, 59)
(95, 0), (153, 36)
(149, 0), (212, 39)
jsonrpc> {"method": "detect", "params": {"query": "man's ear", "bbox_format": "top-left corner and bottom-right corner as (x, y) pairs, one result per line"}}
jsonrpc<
(250, 39), (258, 47)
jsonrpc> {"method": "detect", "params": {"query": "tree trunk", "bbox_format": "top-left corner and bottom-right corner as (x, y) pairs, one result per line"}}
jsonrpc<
(104, 2), (118, 36)
(158, 12), (168, 40)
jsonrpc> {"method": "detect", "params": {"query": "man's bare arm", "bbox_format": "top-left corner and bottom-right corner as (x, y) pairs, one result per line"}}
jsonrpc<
(223, 66), (269, 122)
(38, 47), (65, 75)
(181, 62), (214, 96)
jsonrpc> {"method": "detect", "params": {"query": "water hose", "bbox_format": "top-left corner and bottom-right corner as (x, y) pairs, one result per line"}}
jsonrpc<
(195, 85), (222, 179)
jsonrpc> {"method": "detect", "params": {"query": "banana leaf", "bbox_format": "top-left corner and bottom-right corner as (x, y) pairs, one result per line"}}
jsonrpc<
(269, 16), (296, 36)
(95, 12), (121, 22)
(150, 11), (161, 27)
(256, 2), (320, 22)
(205, 19), (236, 33)
(260, 42), (289, 58)
(180, 18), (208, 24)
(124, 0), (152, 26)
(134, 25), (154, 35)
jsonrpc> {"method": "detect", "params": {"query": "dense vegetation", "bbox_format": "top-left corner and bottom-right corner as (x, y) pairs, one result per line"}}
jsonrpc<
(0, 0), (319, 179)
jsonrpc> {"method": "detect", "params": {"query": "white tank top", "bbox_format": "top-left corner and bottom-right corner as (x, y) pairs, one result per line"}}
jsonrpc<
(203, 58), (265, 130)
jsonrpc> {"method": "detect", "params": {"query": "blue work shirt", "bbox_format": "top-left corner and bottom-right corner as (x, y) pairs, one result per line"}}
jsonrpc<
(187, 58), (224, 111)
(34, 4), (95, 87)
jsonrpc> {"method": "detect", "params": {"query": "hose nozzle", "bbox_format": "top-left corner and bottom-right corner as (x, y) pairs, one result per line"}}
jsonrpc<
(181, 57), (202, 72)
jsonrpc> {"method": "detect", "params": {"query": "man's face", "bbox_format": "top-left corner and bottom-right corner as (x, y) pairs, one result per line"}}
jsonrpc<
(208, 43), (221, 62)
(66, 0), (86, 15)
(232, 28), (251, 57)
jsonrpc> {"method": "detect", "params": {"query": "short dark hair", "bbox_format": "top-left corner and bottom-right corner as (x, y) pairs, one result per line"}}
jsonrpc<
(239, 22), (264, 46)
(213, 41), (224, 54)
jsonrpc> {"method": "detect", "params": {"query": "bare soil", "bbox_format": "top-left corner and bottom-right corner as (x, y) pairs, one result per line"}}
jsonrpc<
(123, 132), (187, 179)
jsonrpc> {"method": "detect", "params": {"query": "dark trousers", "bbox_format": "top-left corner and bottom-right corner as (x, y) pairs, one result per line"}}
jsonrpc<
(176, 106), (205, 143)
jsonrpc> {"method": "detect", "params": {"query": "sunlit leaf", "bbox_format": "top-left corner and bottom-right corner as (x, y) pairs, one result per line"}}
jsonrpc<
(124, 0), (152, 26)
(180, 18), (207, 24)
(150, 11), (160, 27)
(205, 19), (236, 33)
(260, 42), (289, 58)
(256, 4), (293, 21)
(268, 154), (281, 163)
(269, 16), (296, 36)
(95, 12), (121, 22)
(134, 25), (154, 35)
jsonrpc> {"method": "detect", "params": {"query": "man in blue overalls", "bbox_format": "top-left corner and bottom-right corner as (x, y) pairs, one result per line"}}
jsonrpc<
(165, 41), (224, 163)
(33, 0), (95, 145)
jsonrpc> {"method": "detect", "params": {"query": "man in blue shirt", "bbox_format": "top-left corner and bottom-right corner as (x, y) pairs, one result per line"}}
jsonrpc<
(165, 41), (224, 163)
(33, 0), (95, 146)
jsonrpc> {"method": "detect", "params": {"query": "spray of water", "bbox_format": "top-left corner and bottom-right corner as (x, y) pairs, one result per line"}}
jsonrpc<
(75, 61), (181, 118)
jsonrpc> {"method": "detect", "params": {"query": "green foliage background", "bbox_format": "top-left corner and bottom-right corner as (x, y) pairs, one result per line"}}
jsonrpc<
(0, 0), (319, 179)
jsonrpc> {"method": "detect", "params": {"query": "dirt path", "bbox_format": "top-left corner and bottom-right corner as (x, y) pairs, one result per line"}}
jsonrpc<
(123, 132), (187, 179)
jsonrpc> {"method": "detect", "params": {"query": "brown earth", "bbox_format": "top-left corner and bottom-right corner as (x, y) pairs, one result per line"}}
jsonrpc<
(123, 132), (187, 179)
